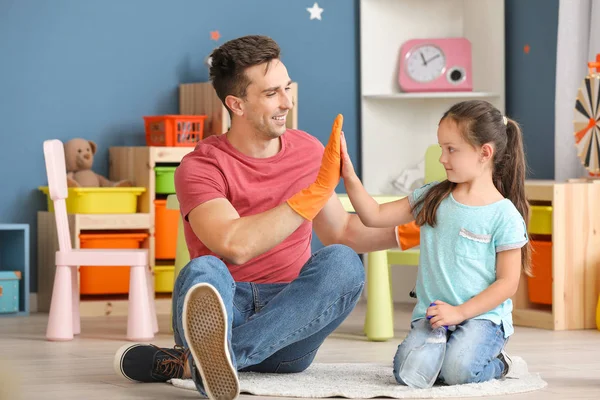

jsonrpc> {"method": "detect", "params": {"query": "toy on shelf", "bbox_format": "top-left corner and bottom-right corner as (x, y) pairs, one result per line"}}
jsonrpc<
(144, 115), (208, 147)
(573, 53), (600, 176)
(39, 138), (146, 214)
(38, 138), (147, 214)
(64, 138), (132, 187)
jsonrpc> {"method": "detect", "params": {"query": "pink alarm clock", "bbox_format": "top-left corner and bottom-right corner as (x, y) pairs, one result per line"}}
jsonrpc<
(398, 37), (473, 92)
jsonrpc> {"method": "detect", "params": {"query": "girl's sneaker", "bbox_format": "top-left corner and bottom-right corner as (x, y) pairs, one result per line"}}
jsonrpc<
(498, 349), (513, 378)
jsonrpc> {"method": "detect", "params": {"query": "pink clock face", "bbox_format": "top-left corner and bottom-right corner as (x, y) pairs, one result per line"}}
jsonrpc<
(406, 45), (446, 83)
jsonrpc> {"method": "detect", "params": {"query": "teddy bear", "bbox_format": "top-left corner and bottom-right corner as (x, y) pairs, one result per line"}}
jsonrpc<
(64, 138), (132, 187)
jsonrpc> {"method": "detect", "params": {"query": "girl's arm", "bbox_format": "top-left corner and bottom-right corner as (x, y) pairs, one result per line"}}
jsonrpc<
(457, 248), (521, 318)
(341, 133), (414, 228)
(427, 248), (521, 328)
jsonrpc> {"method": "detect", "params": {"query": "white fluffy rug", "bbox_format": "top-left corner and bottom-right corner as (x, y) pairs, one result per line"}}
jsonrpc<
(169, 356), (547, 398)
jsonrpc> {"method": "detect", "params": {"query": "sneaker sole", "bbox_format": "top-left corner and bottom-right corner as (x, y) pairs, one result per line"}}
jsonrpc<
(183, 283), (239, 400)
(113, 343), (143, 382)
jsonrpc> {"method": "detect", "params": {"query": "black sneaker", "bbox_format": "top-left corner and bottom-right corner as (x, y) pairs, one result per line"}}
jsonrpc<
(114, 343), (189, 383)
(498, 349), (513, 378)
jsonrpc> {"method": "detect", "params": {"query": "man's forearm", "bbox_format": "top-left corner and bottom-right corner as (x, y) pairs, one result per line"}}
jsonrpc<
(336, 214), (398, 253)
(222, 203), (305, 265)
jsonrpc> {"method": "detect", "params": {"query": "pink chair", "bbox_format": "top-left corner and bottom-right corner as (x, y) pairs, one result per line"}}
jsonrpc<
(42, 139), (158, 341)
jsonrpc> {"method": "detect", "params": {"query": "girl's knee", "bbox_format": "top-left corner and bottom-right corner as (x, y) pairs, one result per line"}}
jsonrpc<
(440, 361), (476, 385)
(440, 353), (490, 385)
(392, 345), (408, 384)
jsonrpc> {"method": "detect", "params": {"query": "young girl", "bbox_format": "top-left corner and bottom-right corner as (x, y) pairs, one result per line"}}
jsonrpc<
(341, 100), (531, 386)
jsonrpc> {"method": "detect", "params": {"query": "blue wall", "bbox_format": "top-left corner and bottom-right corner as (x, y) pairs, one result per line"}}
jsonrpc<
(0, 0), (359, 292)
(505, 0), (559, 179)
(0, 0), (561, 295)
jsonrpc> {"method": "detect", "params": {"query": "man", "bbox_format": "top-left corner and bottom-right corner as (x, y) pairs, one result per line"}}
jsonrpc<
(114, 35), (399, 399)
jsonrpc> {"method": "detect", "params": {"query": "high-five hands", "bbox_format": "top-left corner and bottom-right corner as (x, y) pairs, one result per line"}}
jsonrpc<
(287, 114), (343, 221)
(340, 131), (357, 182)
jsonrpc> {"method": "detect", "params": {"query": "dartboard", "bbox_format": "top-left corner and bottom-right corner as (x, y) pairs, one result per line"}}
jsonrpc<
(574, 55), (600, 174)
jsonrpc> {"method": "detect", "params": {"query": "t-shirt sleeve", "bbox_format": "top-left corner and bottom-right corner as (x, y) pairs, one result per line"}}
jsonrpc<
(174, 150), (227, 220)
(408, 181), (438, 217)
(494, 210), (529, 253)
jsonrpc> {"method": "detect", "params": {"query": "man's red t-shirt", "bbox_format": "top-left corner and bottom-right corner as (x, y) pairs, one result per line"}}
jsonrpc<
(174, 129), (324, 283)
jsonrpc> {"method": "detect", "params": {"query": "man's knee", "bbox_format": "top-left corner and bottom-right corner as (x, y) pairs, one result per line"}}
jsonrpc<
(174, 255), (235, 302)
(315, 244), (365, 291)
(187, 255), (228, 270)
(178, 255), (232, 282)
(274, 348), (319, 374)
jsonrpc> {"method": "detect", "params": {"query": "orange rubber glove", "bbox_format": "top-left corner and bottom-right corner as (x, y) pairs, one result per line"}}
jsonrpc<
(287, 114), (343, 220)
(395, 221), (421, 250)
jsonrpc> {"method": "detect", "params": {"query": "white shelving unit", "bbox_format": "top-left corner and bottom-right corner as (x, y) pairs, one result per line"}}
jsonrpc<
(359, 0), (505, 194)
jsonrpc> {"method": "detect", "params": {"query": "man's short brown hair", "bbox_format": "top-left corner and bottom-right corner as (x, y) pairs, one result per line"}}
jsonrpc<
(209, 35), (281, 112)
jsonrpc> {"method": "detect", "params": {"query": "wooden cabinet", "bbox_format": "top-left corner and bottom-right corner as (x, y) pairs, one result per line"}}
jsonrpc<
(108, 146), (194, 266)
(512, 180), (600, 330)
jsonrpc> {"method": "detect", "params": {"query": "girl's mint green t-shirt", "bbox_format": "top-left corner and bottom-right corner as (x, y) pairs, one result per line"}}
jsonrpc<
(409, 182), (528, 338)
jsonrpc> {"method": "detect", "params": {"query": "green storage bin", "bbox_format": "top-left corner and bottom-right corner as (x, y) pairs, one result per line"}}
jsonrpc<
(155, 166), (177, 194)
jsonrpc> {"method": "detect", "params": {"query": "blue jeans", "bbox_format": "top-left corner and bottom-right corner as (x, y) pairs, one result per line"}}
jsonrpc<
(172, 244), (365, 391)
(393, 318), (508, 386)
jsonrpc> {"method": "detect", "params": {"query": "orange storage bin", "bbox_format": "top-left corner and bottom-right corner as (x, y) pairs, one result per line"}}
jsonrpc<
(154, 199), (179, 259)
(528, 240), (553, 304)
(79, 233), (148, 295)
(144, 115), (208, 147)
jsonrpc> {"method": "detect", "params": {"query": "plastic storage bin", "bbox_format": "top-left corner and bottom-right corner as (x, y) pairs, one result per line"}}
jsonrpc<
(144, 115), (208, 147)
(596, 294), (600, 331)
(155, 167), (177, 194)
(79, 233), (148, 295)
(154, 265), (175, 293)
(39, 187), (145, 214)
(529, 205), (553, 235)
(0, 271), (21, 314)
(154, 199), (179, 259)
(528, 239), (552, 304)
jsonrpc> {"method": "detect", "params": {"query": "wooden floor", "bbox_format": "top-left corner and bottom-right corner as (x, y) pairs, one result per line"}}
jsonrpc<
(1, 301), (599, 400)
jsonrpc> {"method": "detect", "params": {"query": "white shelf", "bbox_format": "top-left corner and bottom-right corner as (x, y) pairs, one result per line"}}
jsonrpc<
(150, 146), (194, 163)
(359, 0), (505, 195)
(363, 92), (500, 100)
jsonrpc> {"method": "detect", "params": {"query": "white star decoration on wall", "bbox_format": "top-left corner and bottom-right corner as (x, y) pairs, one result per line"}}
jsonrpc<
(307, 2), (324, 20)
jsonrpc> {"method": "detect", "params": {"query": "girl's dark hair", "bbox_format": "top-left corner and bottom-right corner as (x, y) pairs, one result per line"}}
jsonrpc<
(412, 100), (531, 275)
